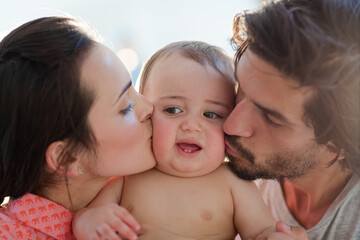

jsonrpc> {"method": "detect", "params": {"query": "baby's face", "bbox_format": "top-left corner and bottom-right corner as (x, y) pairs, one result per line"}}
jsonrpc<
(143, 52), (235, 177)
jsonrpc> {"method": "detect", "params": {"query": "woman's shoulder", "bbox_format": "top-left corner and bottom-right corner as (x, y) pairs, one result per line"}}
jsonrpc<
(0, 193), (75, 239)
(0, 205), (30, 239)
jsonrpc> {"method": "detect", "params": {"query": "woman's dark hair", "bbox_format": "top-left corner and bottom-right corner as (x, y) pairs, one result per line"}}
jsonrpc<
(0, 17), (99, 201)
(232, 0), (360, 175)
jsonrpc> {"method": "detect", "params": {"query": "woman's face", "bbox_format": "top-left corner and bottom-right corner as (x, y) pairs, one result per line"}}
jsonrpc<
(79, 44), (156, 177)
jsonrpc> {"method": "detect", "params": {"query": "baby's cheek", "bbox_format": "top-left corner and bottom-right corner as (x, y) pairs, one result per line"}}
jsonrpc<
(151, 119), (171, 161)
(207, 126), (226, 158)
(152, 130), (166, 161)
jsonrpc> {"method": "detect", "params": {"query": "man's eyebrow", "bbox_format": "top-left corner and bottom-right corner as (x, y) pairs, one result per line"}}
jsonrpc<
(114, 80), (132, 104)
(253, 102), (290, 124)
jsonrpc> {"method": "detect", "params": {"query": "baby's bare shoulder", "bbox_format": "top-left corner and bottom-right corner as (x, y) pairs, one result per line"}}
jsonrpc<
(214, 164), (257, 190)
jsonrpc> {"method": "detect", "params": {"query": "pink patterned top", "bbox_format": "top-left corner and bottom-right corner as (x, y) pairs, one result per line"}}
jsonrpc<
(0, 193), (75, 239)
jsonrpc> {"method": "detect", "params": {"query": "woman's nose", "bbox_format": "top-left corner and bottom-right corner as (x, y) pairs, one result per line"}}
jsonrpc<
(136, 92), (154, 122)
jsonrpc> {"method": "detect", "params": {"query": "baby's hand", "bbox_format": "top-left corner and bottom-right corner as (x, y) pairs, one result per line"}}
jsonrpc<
(73, 203), (140, 240)
(245, 222), (306, 240)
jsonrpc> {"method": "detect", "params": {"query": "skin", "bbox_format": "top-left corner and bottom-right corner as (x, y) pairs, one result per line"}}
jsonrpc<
(81, 44), (156, 178)
(46, 44), (156, 240)
(143, 52), (234, 177)
(223, 49), (329, 181)
(224, 49), (352, 233)
(73, 51), (280, 240)
(120, 52), (276, 240)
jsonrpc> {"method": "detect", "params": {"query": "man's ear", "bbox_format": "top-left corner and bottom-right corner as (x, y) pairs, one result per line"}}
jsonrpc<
(334, 149), (345, 161)
(327, 142), (345, 161)
(45, 141), (83, 176)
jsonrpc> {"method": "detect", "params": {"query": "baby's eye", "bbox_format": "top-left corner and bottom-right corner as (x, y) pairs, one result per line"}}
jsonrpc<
(204, 112), (222, 119)
(165, 107), (182, 114)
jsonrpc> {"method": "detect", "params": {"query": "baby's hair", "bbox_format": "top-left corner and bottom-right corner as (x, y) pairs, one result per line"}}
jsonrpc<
(138, 41), (236, 94)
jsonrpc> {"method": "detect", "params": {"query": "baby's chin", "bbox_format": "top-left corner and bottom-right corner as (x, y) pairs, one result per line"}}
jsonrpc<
(154, 163), (221, 178)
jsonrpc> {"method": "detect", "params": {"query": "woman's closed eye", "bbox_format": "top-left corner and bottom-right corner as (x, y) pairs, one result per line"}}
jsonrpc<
(164, 107), (182, 115)
(119, 103), (134, 115)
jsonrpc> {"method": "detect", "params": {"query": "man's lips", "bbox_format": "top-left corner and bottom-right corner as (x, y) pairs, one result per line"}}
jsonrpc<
(225, 141), (254, 165)
(225, 142), (237, 156)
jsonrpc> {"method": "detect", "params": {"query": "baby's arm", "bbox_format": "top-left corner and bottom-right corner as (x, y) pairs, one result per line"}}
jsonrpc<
(73, 177), (140, 240)
(227, 170), (276, 240)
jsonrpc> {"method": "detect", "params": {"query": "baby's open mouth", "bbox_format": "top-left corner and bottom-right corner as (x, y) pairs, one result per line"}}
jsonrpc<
(177, 142), (202, 153)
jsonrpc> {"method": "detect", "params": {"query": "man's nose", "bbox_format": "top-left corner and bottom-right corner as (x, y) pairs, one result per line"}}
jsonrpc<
(223, 99), (254, 138)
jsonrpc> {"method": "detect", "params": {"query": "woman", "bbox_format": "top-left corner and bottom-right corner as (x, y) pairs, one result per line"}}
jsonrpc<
(0, 16), (156, 239)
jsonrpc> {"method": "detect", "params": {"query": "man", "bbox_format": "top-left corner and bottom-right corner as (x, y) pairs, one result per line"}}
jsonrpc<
(224, 0), (360, 239)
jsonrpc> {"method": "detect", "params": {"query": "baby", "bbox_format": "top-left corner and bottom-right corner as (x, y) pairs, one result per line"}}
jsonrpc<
(74, 41), (276, 240)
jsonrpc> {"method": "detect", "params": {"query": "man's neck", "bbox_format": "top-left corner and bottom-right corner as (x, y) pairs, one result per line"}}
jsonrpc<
(281, 163), (352, 229)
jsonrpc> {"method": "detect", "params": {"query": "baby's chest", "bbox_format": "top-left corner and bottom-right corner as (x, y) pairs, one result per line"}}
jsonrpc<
(121, 178), (235, 234)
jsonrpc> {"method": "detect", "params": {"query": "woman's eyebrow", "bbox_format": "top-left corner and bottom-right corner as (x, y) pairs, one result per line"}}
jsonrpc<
(114, 80), (132, 105)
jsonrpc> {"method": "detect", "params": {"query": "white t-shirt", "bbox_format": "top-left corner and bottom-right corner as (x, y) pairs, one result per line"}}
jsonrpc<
(258, 175), (360, 239)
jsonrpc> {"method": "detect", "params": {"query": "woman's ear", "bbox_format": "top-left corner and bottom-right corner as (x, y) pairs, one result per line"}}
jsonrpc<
(45, 141), (84, 176)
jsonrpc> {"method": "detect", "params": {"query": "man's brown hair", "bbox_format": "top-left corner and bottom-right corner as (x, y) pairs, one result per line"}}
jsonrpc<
(232, 0), (360, 175)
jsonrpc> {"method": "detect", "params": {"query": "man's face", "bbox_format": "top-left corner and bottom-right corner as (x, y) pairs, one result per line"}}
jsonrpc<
(223, 50), (331, 181)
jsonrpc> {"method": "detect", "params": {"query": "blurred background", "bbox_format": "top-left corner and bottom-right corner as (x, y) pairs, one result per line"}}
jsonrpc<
(1, 0), (261, 83)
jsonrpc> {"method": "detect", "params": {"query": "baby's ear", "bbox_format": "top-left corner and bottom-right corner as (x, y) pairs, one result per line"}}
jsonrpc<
(45, 141), (82, 176)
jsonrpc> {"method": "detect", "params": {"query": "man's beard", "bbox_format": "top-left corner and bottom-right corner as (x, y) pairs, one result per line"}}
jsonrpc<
(226, 135), (317, 181)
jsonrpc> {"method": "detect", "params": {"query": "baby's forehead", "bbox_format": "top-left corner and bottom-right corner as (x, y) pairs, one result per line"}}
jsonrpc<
(154, 52), (231, 80)
(144, 63), (234, 106)
(149, 57), (230, 86)
(141, 49), (235, 96)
